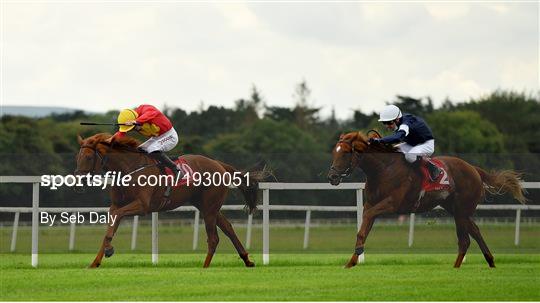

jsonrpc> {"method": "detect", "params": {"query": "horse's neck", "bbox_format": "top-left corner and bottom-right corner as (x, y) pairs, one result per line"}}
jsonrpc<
(358, 151), (403, 180)
(105, 150), (153, 173)
(358, 153), (383, 179)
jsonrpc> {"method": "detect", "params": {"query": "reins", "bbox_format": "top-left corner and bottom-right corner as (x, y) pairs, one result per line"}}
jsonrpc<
(78, 141), (156, 176)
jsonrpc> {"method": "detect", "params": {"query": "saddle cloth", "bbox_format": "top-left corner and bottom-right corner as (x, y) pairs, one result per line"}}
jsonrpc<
(163, 157), (194, 187)
(420, 158), (452, 192)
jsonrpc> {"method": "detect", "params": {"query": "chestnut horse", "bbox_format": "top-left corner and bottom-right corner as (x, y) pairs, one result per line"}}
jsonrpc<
(327, 131), (527, 268)
(75, 133), (263, 268)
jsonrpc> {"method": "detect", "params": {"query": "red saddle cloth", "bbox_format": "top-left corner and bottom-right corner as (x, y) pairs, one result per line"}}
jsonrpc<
(421, 158), (452, 192)
(163, 157), (194, 187)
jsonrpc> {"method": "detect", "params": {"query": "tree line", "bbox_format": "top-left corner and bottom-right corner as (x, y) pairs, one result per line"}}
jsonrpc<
(1, 84), (538, 211)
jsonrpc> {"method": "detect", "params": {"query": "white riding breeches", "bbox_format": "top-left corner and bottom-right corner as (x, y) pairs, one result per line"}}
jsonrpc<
(138, 128), (179, 153)
(397, 139), (435, 163)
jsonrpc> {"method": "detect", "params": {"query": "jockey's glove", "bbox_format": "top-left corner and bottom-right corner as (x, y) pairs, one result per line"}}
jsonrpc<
(368, 138), (381, 144)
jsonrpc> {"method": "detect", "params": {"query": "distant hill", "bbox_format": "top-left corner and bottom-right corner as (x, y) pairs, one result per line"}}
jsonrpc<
(1, 106), (95, 117)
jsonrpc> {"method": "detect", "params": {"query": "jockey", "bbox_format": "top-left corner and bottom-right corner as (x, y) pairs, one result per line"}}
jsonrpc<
(108, 104), (183, 178)
(369, 104), (440, 181)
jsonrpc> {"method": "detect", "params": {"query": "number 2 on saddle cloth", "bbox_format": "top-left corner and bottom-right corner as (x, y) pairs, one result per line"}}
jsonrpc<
(413, 158), (454, 211)
(421, 158), (453, 192)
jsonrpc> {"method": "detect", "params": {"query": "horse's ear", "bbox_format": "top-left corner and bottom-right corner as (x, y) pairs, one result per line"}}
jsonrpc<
(77, 134), (84, 145)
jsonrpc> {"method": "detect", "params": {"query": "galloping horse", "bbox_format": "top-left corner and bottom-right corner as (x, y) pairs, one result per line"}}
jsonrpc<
(327, 131), (527, 268)
(75, 133), (263, 268)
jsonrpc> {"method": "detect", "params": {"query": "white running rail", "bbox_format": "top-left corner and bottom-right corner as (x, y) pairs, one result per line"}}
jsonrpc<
(1, 176), (539, 267)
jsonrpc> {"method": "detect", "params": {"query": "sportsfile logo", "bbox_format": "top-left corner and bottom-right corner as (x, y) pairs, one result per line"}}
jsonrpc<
(40, 171), (250, 189)
(41, 172), (137, 190)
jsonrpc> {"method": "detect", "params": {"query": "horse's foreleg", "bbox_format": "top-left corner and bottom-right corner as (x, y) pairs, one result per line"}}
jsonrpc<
(88, 200), (146, 268)
(346, 215), (375, 268)
(216, 212), (254, 267)
(89, 204), (118, 268)
(346, 197), (396, 269)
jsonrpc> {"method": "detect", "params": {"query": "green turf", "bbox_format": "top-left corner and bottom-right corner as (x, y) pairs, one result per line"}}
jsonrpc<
(0, 253), (539, 301)
(1, 223), (539, 300)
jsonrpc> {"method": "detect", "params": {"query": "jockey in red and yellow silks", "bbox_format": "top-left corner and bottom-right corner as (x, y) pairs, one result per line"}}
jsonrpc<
(110, 104), (182, 178)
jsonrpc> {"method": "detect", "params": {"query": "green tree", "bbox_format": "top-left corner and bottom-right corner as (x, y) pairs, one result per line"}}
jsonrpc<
(292, 80), (321, 130)
(453, 91), (540, 153)
(234, 85), (263, 126)
(427, 110), (505, 154)
(205, 119), (326, 182)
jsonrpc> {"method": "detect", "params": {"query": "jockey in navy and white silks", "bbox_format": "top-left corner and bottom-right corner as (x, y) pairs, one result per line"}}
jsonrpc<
(369, 105), (440, 181)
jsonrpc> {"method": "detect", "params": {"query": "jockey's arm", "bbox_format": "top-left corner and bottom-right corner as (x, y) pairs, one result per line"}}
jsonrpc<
(104, 131), (125, 144)
(112, 131), (126, 139)
(380, 130), (406, 144)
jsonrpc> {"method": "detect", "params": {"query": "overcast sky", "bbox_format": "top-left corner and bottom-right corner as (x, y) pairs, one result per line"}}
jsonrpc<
(1, 1), (538, 119)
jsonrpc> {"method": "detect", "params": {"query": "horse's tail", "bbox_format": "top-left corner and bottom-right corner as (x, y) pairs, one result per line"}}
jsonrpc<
(216, 160), (270, 214)
(474, 167), (528, 204)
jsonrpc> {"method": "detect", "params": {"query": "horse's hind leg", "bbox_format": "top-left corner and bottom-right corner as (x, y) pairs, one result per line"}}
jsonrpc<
(216, 212), (254, 267)
(467, 218), (495, 267)
(453, 215), (471, 268)
(199, 187), (225, 268)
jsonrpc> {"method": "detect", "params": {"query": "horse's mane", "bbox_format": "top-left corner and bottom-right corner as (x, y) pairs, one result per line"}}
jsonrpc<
(343, 131), (400, 153)
(112, 135), (141, 149)
(89, 133), (141, 151)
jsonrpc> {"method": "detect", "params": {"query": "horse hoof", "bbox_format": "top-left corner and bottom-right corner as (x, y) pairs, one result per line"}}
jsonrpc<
(88, 263), (100, 268)
(245, 261), (255, 267)
(344, 262), (356, 269)
(104, 246), (115, 258)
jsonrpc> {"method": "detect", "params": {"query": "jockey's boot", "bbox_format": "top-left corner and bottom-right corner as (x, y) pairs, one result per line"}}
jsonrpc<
(417, 156), (440, 182)
(150, 151), (183, 179)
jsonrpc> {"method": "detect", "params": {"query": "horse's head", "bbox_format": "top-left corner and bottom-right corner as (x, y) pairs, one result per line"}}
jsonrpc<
(327, 131), (382, 185)
(74, 133), (112, 176)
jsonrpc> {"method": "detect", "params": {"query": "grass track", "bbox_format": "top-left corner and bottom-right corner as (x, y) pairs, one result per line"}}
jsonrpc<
(1, 253), (539, 301)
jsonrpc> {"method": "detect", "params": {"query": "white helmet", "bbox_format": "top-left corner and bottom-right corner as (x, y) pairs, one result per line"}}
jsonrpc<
(378, 105), (402, 122)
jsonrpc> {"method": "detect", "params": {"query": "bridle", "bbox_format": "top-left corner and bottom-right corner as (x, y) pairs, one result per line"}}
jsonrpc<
(329, 139), (364, 178)
(76, 142), (112, 175)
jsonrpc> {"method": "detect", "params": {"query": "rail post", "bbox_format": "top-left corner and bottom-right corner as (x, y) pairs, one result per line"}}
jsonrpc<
(514, 209), (521, 246)
(263, 188), (269, 265)
(408, 213), (415, 247)
(10, 212), (19, 252)
(131, 215), (139, 250)
(303, 210), (311, 249)
(246, 213), (253, 249)
(151, 212), (158, 264)
(69, 212), (76, 251)
(193, 210), (200, 250)
(31, 182), (39, 267)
